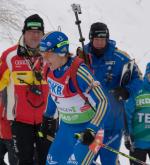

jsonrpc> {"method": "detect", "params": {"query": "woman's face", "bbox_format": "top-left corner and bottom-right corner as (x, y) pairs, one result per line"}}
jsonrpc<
(41, 51), (66, 71)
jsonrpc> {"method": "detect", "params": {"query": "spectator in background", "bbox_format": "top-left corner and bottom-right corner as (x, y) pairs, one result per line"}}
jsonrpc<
(124, 62), (150, 165)
(0, 14), (49, 165)
(77, 22), (142, 165)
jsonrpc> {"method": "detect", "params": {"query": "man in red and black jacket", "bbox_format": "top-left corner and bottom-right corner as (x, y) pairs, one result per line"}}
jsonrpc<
(0, 14), (49, 165)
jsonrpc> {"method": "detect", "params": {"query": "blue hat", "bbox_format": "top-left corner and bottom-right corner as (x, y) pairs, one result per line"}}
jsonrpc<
(40, 31), (69, 55)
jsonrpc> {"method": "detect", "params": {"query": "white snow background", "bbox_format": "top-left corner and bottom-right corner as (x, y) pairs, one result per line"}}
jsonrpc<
(1, 0), (150, 164)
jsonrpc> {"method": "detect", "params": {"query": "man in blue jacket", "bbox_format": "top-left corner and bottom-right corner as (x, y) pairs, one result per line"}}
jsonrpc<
(124, 62), (150, 165)
(77, 22), (142, 165)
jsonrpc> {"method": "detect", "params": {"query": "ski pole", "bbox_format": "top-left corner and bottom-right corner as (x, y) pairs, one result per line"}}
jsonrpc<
(94, 143), (149, 165)
(102, 144), (149, 165)
(75, 131), (149, 165)
(105, 133), (119, 146)
(71, 4), (90, 66)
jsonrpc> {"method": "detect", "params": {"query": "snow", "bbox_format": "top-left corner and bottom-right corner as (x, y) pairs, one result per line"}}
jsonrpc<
(1, 0), (150, 164)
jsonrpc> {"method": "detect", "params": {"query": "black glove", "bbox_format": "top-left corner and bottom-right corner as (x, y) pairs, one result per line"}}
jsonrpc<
(38, 116), (59, 142)
(75, 128), (95, 145)
(124, 135), (134, 151)
(112, 87), (129, 100)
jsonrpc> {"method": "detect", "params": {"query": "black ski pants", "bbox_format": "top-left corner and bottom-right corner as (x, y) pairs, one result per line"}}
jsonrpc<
(0, 138), (18, 165)
(11, 121), (49, 165)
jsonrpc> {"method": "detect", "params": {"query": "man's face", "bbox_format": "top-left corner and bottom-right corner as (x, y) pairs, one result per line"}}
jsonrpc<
(24, 30), (43, 49)
(92, 38), (107, 49)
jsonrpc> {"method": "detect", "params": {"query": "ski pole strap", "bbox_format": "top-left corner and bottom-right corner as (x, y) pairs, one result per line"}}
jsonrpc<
(102, 144), (149, 165)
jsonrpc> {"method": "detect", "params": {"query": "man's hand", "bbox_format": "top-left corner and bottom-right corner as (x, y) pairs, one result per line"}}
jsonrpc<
(75, 128), (95, 145)
(112, 87), (129, 100)
(38, 116), (59, 142)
